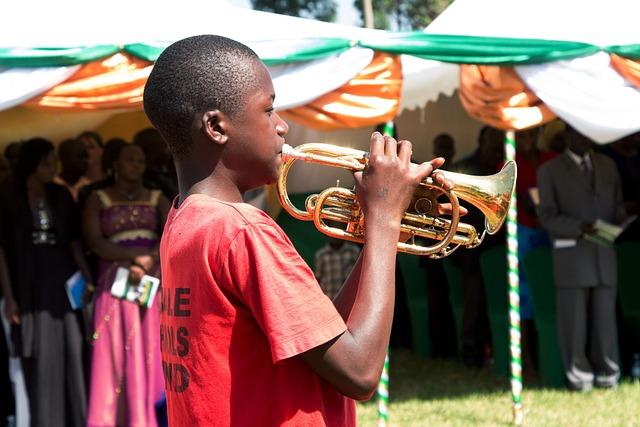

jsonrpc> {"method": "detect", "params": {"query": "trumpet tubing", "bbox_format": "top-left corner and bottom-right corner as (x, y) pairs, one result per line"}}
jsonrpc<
(277, 143), (516, 257)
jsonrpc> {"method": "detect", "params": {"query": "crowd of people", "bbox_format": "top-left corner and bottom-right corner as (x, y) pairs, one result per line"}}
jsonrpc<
(1, 98), (639, 425)
(313, 122), (640, 391)
(445, 124), (639, 390)
(0, 129), (176, 427)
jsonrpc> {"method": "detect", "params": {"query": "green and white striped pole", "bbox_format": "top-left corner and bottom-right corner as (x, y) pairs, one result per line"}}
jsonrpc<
(376, 120), (395, 427)
(377, 353), (390, 426)
(505, 130), (523, 425)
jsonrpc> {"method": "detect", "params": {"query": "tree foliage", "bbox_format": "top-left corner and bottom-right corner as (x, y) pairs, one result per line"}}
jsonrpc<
(250, 0), (337, 22)
(354, 0), (453, 30)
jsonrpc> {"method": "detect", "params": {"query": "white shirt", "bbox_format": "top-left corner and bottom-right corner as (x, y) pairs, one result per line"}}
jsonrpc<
(565, 148), (593, 172)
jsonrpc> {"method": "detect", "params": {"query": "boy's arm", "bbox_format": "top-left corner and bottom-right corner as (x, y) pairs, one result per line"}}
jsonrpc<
(331, 251), (362, 319)
(300, 132), (448, 401)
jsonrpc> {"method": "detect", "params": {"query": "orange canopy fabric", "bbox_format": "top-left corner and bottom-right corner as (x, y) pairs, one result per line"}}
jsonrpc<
(458, 64), (555, 130)
(280, 52), (402, 131)
(25, 53), (152, 110)
(610, 54), (640, 90)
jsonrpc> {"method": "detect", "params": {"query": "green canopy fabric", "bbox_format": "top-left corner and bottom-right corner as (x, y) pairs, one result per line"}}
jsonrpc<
(0, 45), (120, 67)
(123, 43), (167, 63)
(361, 33), (601, 65)
(1, 34), (638, 68)
(606, 44), (640, 59)
(126, 38), (352, 65)
(260, 38), (353, 65)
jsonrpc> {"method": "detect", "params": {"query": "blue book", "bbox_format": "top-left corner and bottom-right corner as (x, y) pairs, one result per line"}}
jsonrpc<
(65, 271), (86, 310)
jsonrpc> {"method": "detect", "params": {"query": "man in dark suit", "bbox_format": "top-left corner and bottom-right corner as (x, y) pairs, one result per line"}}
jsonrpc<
(537, 126), (626, 391)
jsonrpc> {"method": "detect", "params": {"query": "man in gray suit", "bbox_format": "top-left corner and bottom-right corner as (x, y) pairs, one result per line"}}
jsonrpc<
(537, 126), (626, 391)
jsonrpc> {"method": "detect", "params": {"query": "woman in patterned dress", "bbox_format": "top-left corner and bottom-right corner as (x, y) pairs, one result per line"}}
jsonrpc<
(83, 143), (170, 427)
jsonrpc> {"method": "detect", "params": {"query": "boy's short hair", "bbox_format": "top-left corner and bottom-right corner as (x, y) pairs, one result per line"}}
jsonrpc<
(143, 35), (261, 158)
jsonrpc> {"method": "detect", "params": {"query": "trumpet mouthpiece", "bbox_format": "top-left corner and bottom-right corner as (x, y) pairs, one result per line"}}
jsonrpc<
(281, 144), (304, 161)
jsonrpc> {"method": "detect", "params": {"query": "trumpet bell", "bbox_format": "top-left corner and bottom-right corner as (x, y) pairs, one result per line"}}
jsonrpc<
(437, 161), (516, 235)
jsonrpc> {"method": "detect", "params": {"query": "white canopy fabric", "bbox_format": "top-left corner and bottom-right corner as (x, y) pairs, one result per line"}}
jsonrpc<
(271, 48), (374, 110)
(2, 0), (381, 47)
(400, 55), (459, 110)
(3, 0), (640, 144)
(425, 0), (640, 46)
(0, 66), (80, 111)
(0, 0), (452, 115)
(0, 47), (375, 113)
(516, 53), (640, 143)
(426, 0), (640, 143)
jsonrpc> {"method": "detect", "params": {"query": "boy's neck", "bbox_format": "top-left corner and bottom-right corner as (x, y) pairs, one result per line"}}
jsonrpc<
(175, 159), (244, 205)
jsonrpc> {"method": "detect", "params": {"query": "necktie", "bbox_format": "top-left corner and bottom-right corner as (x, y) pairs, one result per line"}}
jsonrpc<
(580, 157), (594, 188)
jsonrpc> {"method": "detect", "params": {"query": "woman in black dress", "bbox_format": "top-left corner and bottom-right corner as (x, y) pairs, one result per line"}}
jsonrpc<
(0, 138), (92, 427)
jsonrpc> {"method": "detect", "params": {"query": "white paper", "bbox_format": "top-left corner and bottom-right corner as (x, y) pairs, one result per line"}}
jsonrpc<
(584, 215), (639, 246)
(554, 239), (577, 249)
(111, 267), (160, 307)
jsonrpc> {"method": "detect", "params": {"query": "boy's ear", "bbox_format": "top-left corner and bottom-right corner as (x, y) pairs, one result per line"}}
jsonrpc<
(201, 110), (229, 145)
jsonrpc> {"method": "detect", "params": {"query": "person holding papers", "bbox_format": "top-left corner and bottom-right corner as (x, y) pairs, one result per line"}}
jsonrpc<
(82, 143), (169, 426)
(537, 126), (627, 392)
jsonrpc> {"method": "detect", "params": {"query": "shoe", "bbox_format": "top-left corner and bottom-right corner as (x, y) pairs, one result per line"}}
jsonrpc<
(568, 382), (593, 393)
(595, 374), (619, 390)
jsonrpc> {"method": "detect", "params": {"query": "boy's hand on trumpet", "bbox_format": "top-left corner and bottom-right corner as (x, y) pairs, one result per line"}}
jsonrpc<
(354, 132), (464, 238)
(398, 201), (468, 243)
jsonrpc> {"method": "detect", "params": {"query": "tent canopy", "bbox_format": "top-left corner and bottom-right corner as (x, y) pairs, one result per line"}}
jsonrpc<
(2, 0), (640, 144)
(0, 0), (459, 139)
(424, 0), (640, 143)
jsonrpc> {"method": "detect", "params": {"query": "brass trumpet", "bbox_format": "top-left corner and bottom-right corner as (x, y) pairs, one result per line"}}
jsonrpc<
(277, 143), (517, 258)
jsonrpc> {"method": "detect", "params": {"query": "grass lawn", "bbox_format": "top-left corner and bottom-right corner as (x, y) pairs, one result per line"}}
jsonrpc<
(356, 349), (640, 426)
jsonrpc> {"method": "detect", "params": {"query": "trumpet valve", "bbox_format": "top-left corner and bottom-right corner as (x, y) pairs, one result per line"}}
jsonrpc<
(410, 187), (441, 217)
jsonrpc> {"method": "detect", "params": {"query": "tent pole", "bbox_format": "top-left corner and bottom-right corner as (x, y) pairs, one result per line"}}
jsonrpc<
(376, 352), (390, 426)
(505, 130), (524, 425)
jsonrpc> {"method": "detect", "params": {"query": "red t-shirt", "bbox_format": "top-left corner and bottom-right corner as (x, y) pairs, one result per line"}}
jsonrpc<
(159, 194), (355, 426)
